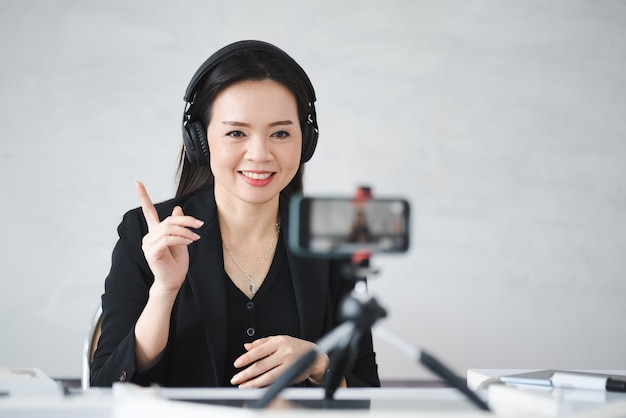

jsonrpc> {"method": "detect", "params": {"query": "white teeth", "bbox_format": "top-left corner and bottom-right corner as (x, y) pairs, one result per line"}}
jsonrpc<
(242, 171), (272, 180)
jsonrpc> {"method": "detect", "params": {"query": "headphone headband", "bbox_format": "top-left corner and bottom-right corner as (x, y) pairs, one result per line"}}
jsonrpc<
(184, 40), (316, 103)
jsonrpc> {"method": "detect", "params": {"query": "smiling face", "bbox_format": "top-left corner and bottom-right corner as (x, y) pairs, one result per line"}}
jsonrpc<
(207, 79), (302, 208)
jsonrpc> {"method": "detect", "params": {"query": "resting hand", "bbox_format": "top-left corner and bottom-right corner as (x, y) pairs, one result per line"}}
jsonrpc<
(136, 181), (203, 294)
(230, 335), (330, 388)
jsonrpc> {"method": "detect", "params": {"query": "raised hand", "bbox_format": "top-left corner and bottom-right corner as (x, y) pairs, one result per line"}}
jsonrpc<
(135, 181), (203, 294)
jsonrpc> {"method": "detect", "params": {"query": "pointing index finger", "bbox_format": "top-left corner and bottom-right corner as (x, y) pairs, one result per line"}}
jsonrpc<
(135, 180), (160, 229)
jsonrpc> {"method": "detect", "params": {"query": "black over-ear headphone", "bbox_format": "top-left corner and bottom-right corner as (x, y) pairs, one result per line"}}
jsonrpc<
(182, 40), (319, 166)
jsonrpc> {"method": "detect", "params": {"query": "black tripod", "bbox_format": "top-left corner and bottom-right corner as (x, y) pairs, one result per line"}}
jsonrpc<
(251, 256), (490, 412)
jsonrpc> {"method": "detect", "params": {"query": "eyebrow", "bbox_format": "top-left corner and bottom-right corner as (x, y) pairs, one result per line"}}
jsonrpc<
(221, 120), (294, 127)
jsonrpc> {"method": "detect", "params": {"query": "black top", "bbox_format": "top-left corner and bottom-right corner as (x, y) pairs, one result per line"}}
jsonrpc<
(223, 236), (300, 386)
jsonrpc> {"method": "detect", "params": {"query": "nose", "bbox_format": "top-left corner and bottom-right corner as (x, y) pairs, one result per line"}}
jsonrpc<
(245, 135), (272, 161)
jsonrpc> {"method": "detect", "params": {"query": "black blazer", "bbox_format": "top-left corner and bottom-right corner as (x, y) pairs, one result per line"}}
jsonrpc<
(90, 186), (380, 388)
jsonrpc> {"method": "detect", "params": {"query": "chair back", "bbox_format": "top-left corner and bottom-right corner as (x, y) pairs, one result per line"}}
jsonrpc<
(81, 304), (103, 390)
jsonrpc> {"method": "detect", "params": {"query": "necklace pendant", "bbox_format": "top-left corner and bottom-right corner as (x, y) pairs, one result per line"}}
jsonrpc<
(222, 227), (279, 297)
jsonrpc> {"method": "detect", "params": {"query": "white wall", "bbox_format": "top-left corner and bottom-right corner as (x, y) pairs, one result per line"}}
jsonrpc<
(1, 0), (625, 380)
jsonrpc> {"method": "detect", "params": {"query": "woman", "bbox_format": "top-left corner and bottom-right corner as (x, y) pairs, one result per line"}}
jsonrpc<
(90, 40), (380, 389)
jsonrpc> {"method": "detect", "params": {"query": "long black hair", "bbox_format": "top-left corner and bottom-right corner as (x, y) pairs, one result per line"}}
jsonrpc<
(175, 47), (315, 199)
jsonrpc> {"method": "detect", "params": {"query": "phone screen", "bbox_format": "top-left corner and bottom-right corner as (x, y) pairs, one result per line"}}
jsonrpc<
(289, 195), (410, 256)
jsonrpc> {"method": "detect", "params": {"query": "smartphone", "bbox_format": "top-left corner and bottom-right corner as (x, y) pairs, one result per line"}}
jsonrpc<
(289, 194), (410, 257)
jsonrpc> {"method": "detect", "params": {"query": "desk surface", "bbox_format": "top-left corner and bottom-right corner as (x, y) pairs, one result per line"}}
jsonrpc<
(2, 370), (626, 417)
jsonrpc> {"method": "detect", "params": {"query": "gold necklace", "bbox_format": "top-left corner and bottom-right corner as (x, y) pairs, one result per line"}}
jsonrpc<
(222, 223), (280, 295)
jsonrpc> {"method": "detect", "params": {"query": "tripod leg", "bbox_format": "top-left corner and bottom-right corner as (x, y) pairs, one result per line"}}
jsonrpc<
(323, 345), (347, 399)
(373, 326), (490, 412)
(419, 350), (490, 412)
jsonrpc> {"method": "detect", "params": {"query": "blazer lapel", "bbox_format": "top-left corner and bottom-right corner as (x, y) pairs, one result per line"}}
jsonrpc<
(184, 189), (228, 385)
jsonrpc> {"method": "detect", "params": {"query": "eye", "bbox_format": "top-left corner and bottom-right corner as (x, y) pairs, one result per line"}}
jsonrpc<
(227, 130), (246, 138)
(271, 130), (290, 139)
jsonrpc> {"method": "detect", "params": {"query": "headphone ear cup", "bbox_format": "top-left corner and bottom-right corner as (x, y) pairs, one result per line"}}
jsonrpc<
(182, 120), (210, 166)
(301, 122), (318, 163)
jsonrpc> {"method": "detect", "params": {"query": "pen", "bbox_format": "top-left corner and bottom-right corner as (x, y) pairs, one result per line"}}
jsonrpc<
(551, 371), (626, 392)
